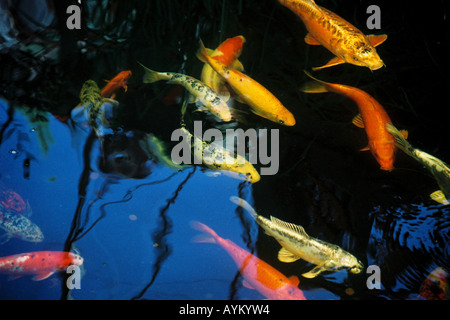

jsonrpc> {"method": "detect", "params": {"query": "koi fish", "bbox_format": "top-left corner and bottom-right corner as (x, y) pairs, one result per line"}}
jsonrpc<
(301, 71), (406, 171)
(100, 70), (132, 99)
(139, 62), (232, 122)
(139, 133), (189, 171)
(418, 267), (449, 300)
(71, 80), (119, 138)
(191, 221), (306, 300)
(201, 36), (246, 99)
(386, 123), (450, 205)
(180, 127), (260, 183)
(196, 40), (296, 126)
(278, 0), (387, 70)
(0, 203), (43, 243)
(0, 251), (83, 281)
(0, 186), (31, 216)
(230, 197), (363, 278)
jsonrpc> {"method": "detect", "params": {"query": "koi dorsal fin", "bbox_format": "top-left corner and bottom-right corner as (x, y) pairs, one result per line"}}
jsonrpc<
(270, 216), (309, 238)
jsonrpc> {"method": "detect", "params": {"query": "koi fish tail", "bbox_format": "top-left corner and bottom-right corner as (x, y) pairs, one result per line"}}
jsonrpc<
(191, 221), (218, 244)
(229, 196), (258, 219)
(196, 40), (211, 65)
(138, 62), (164, 84)
(299, 71), (331, 93)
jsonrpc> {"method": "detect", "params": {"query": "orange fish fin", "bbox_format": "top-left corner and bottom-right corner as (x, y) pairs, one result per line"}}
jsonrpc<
(110, 93), (116, 99)
(243, 280), (255, 290)
(312, 57), (345, 71)
(123, 84), (128, 92)
(367, 34), (388, 47)
(304, 33), (321, 45)
(300, 71), (330, 93)
(288, 275), (300, 287)
(400, 129), (408, 139)
(360, 145), (370, 152)
(32, 272), (55, 281)
(352, 114), (365, 128)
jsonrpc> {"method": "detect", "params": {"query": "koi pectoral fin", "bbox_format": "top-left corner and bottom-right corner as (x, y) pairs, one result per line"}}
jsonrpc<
(367, 34), (388, 47)
(430, 190), (449, 205)
(352, 114), (365, 128)
(278, 247), (301, 263)
(302, 265), (327, 278)
(312, 57), (345, 71)
(304, 33), (321, 45)
(32, 272), (55, 281)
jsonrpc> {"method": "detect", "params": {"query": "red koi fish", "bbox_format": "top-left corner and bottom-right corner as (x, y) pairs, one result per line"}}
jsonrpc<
(192, 221), (306, 300)
(201, 36), (246, 98)
(0, 251), (83, 281)
(101, 70), (132, 98)
(301, 71), (407, 171)
(278, 0), (387, 70)
(418, 267), (449, 300)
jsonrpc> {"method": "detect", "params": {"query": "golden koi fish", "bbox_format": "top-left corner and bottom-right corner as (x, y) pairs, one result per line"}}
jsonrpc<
(139, 62), (232, 122)
(230, 197), (364, 278)
(386, 123), (450, 205)
(278, 0), (387, 70)
(196, 40), (296, 126)
(181, 127), (260, 183)
(201, 36), (246, 100)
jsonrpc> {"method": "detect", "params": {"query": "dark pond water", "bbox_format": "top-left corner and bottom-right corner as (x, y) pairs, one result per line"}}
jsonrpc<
(0, 0), (449, 301)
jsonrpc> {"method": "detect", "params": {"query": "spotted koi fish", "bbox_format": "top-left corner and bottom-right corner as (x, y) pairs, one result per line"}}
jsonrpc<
(180, 127), (260, 183)
(0, 203), (44, 243)
(230, 197), (364, 278)
(386, 123), (450, 205)
(278, 0), (387, 70)
(71, 80), (118, 138)
(0, 251), (83, 281)
(139, 62), (232, 122)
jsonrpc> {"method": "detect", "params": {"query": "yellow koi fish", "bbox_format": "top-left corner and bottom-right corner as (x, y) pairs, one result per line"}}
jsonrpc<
(278, 0), (387, 70)
(201, 36), (246, 100)
(181, 127), (260, 183)
(139, 63), (232, 122)
(386, 123), (450, 205)
(230, 197), (364, 278)
(196, 40), (296, 126)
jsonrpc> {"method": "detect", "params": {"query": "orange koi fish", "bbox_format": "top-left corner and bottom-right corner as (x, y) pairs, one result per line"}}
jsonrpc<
(278, 0), (387, 70)
(192, 221), (306, 300)
(201, 36), (246, 98)
(301, 71), (407, 171)
(101, 70), (132, 98)
(196, 40), (296, 126)
(0, 251), (83, 281)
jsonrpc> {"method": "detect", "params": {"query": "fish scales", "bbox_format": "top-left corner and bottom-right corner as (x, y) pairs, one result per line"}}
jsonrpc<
(256, 214), (346, 265)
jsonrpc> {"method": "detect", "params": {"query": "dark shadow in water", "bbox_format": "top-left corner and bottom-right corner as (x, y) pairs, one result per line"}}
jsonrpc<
(132, 166), (196, 300)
